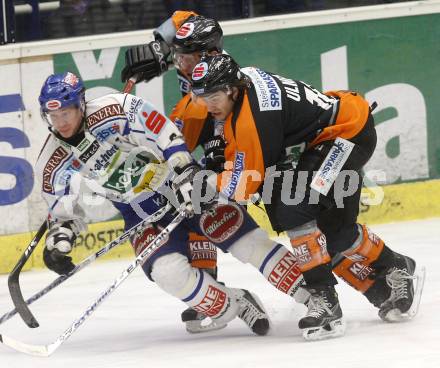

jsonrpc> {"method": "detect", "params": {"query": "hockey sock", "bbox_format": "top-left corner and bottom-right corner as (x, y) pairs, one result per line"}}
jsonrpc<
(151, 253), (238, 321)
(228, 228), (305, 302)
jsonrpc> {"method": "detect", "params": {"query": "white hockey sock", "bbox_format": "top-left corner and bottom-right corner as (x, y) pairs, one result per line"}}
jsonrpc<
(151, 253), (239, 322)
(229, 228), (305, 300)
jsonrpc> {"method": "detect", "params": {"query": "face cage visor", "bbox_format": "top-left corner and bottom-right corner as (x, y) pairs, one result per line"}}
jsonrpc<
(172, 48), (208, 73)
(190, 85), (233, 108)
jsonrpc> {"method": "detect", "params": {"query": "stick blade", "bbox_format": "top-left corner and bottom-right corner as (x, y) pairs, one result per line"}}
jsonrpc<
(0, 333), (56, 357)
(8, 275), (40, 328)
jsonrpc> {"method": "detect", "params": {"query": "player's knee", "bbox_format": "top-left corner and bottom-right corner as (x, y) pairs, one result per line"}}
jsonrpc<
(228, 228), (275, 267)
(151, 253), (197, 298)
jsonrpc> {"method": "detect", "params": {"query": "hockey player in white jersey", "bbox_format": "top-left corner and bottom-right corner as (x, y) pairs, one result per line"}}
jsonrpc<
(36, 71), (307, 336)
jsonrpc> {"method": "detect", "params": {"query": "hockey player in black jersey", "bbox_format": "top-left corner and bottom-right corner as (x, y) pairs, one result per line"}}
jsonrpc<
(189, 54), (425, 340)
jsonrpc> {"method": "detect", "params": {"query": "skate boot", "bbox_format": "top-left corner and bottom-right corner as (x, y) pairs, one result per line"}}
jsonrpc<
(378, 253), (425, 322)
(181, 270), (228, 333)
(298, 285), (345, 341)
(232, 289), (270, 336)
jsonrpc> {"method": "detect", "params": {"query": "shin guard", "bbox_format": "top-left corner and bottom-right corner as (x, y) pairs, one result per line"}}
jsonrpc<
(332, 224), (384, 293)
(288, 228), (331, 272)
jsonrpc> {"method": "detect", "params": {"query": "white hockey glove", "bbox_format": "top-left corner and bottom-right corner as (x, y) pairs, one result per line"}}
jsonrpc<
(43, 219), (85, 275)
(172, 163), (201, 217)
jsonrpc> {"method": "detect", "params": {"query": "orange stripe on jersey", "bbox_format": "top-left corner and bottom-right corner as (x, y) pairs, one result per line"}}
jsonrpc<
(218, 92), (265, 201)
(169, 94), (208, 152)
(310, 90), (370, 146)
(171, 10), (199, 30)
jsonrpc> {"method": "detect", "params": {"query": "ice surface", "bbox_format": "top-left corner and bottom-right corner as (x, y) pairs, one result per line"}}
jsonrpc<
(1, 218), (439, 368)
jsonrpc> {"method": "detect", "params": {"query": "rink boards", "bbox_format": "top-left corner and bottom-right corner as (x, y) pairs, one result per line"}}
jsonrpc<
(1, 179), (439, 274)
(2, 2), (440, 274)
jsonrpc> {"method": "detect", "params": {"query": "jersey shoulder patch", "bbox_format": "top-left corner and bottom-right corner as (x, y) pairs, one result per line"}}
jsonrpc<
(241, 67), (282, 111)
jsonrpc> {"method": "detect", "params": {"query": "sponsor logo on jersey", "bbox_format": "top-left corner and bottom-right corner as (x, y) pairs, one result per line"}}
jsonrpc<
(79, 139), (100, 163)
(176, 22), (194, 39)
(189, 238), (217, 262)
(242, 67), (282, 111)
(63, 72), (79, 87)
(127, 97), (143, 124)
(95, 123), (120, 142)
(310, 137), (355, 196)
(141, 110), (166, 135)
(42, 146), (69, 193)
(222, 151), (245, 198)
(178, 74), (191, 94)
(200, 203), (244, 242)
(291, 243), (312, 267)
(193, 285), (227, 317)
(192, 62), (208, 81)
(349, 262), (374, 281)
(72, 159), (81, 169)
(93, 145), (119, 171)
(267, 252), (302, 296)
(133, 226), (158, 256)
(46, 100), (62, 110)
(77, 138), (91, 152)
(86, 104), (124, 129)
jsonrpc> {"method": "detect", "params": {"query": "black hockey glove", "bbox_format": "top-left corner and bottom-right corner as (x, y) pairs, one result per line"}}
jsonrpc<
(43, 221), (78, 275)
(43, 247), (75, 276)
(203, 136), (226, 173)
(121, 40), (171, 83)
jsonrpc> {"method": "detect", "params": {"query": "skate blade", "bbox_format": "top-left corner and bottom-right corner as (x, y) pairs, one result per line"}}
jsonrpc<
(185, 319), (228, 334)
(383, 265), (426, 323)
(302, 318), (346, 341)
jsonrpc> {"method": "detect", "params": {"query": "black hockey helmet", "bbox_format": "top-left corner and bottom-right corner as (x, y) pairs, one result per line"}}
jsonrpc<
(191, 54), (247, 96)
(172, 15), (223, 54)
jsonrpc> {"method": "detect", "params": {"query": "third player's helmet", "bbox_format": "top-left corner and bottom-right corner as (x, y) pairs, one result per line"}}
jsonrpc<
(191, 54), (246, 96)
(172, 15), (223, 54)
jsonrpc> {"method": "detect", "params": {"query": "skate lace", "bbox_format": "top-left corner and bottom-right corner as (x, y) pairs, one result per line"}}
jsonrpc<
(307, 294), (332, 318)
(238, 297), (264, 328)
(386, 268), (415, 301)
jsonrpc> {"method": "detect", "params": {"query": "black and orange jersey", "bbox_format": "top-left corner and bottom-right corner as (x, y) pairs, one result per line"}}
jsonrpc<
(215, 67), (370, 201)
(169, 93), (216, 152)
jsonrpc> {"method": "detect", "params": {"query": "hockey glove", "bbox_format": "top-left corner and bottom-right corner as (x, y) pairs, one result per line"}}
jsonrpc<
(43, 221), (79, 275)
(203, 136), (226, 173)
(121, 40), (172, 83)
(172, 163), (201, 216)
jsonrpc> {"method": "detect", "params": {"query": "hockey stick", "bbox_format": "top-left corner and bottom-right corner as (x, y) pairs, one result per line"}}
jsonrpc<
(6, 77), (138, 328)
(1, 203), (171, 328)
(7, 221), (48, 329)
(0, 209), (186, 356)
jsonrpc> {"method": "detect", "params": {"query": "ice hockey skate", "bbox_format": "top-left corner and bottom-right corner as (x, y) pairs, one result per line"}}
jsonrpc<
(298, 286), (345, 341)
(232, 289), (270, 335)
(181, 307), (227, 334)
(378, 254), (426, 323)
